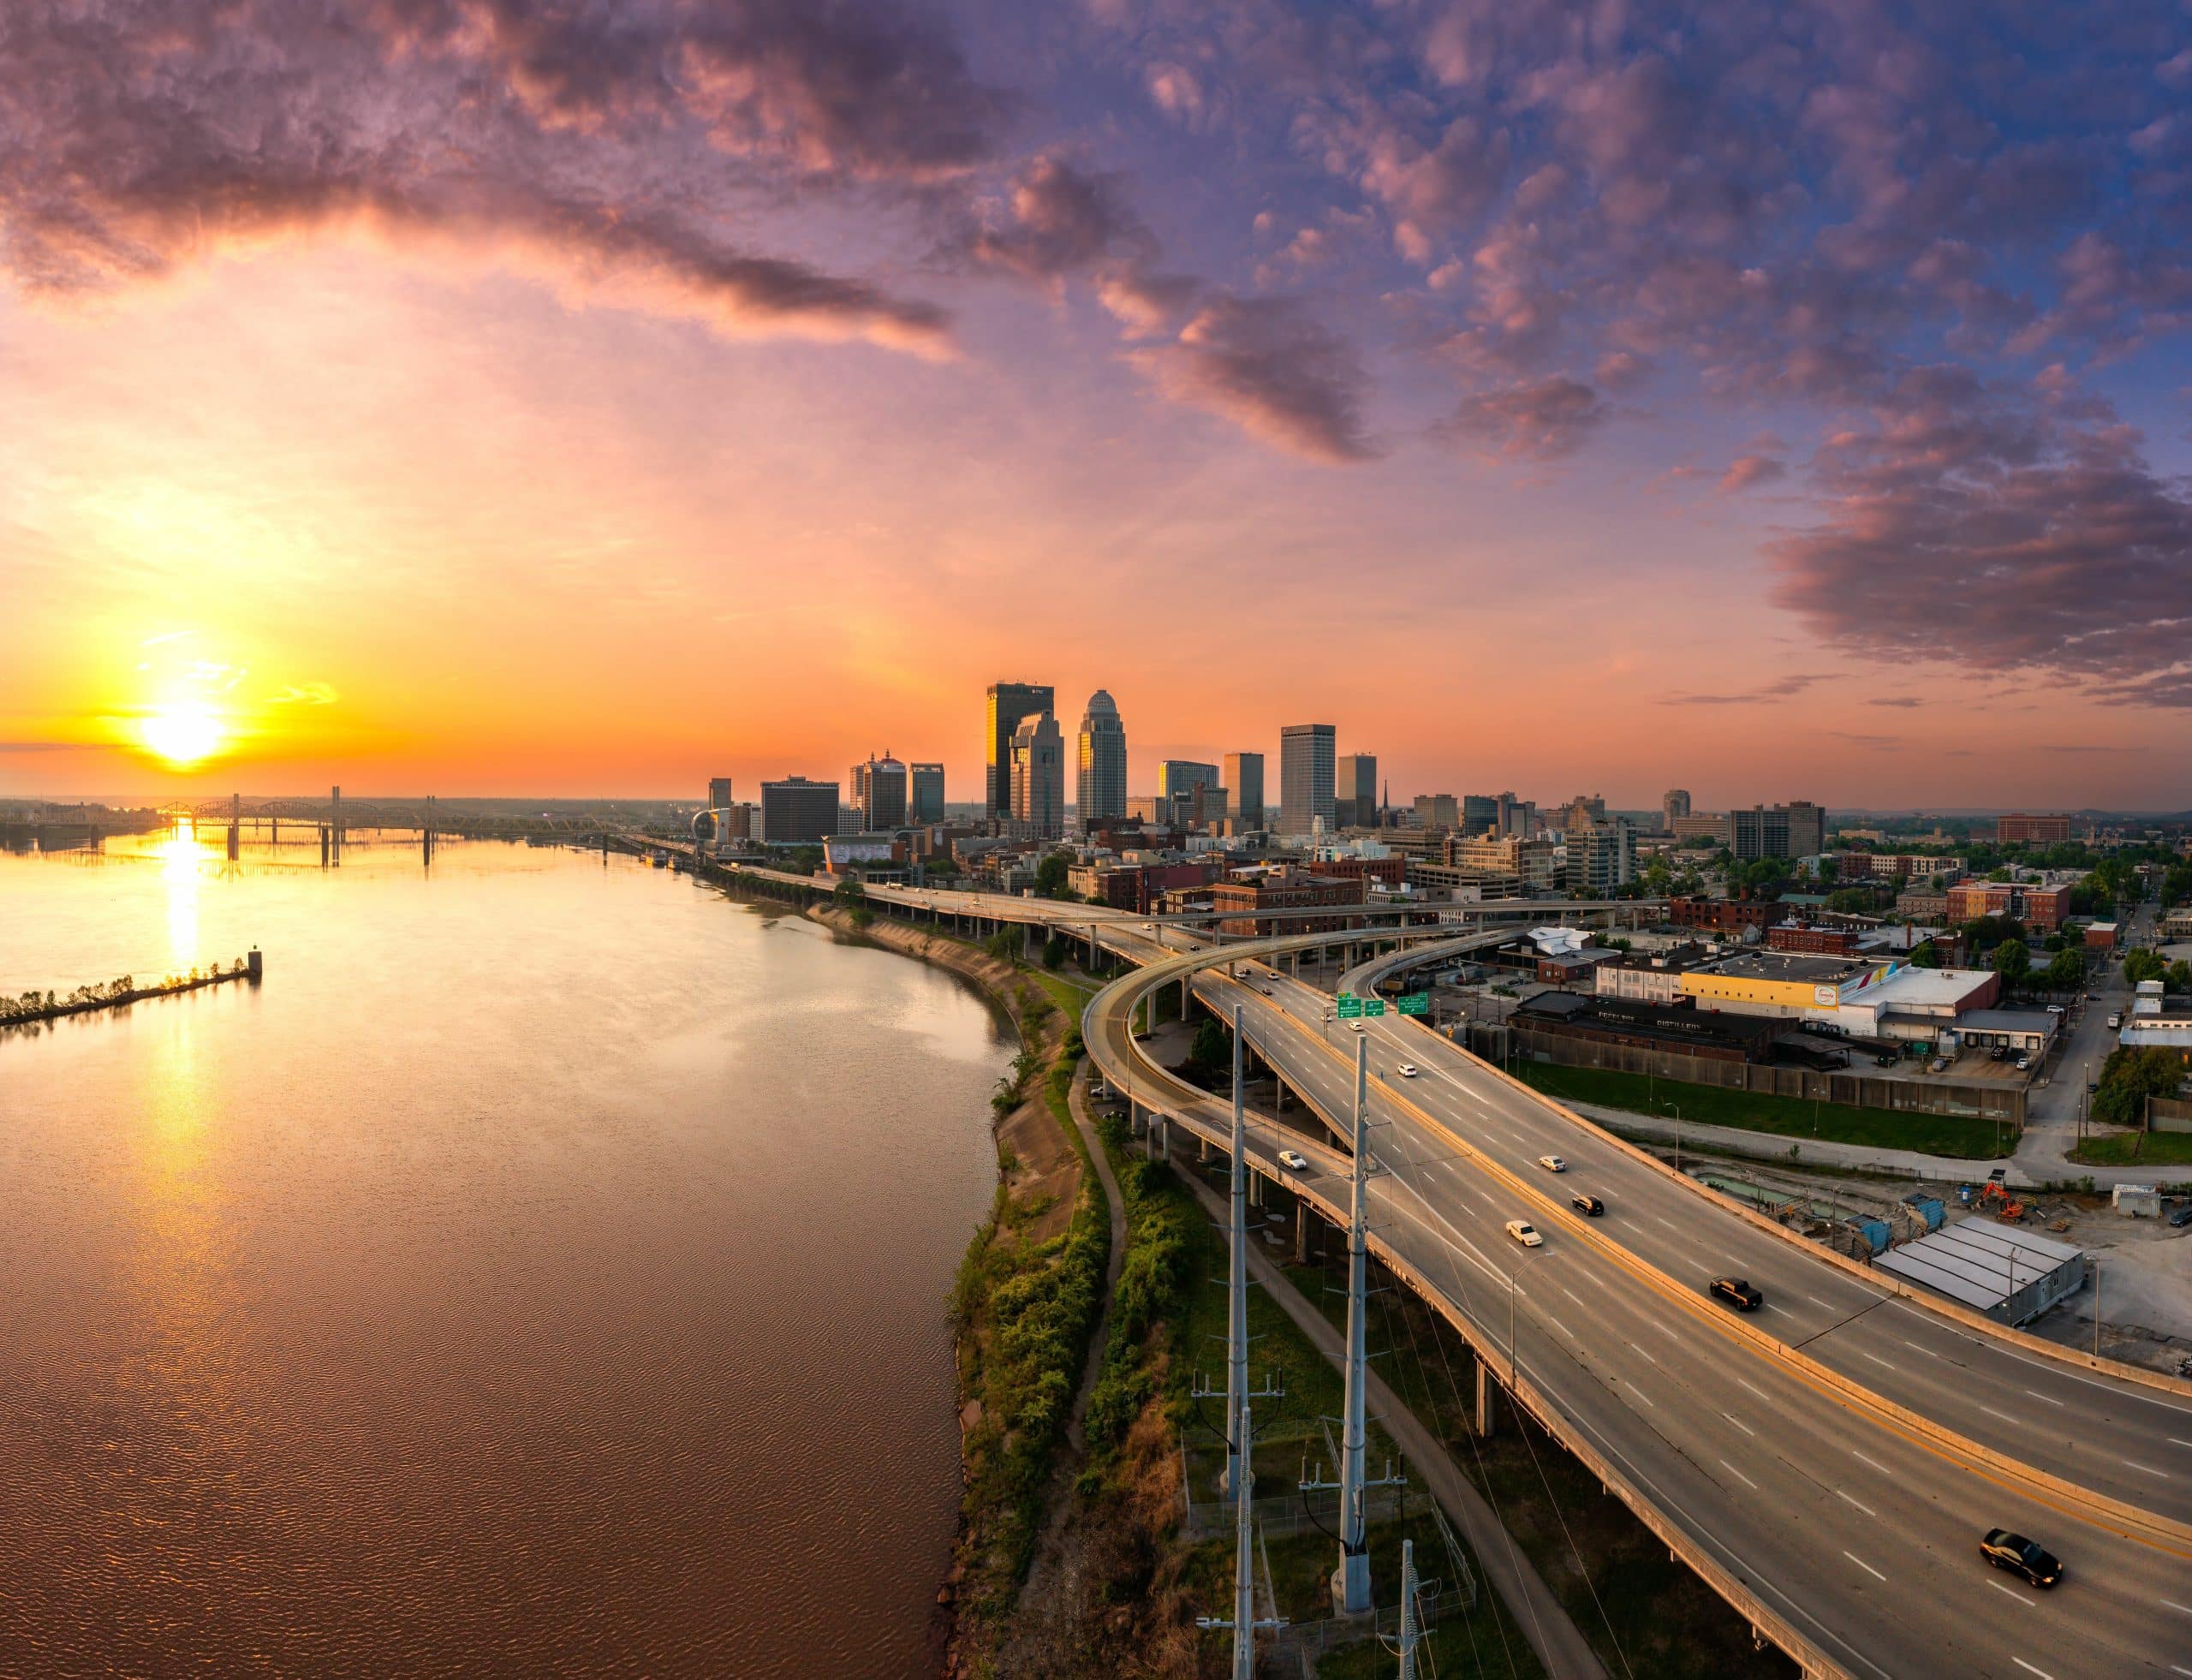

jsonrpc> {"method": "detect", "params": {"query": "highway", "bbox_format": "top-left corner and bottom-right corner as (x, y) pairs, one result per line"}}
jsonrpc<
(697, 860), (2192, 1676)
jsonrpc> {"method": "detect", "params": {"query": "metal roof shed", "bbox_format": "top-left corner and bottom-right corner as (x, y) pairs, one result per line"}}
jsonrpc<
(1872, 1218), (2088, 1326)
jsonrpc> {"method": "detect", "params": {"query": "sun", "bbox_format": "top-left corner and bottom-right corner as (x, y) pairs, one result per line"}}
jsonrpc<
(139, 703), (226, 769)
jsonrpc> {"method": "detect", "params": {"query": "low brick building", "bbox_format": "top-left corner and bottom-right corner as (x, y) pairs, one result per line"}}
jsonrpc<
(1668, 896), (1793, 932)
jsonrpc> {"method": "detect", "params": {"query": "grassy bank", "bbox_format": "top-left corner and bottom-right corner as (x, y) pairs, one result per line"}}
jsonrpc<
(2068, 1129), (2192, 1167)
(1511, 1059), (2007, 1159)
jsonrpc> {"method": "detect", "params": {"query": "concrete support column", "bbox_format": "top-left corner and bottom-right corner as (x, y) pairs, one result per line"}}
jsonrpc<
(1249, 1171), (1264, 1208)
(1474, 1361), (1499, 1437)
(1130, 1099), (1146, 1139)
(1295, 1202), (1310, 1263)
(1159, 1117), (1170, 1163)
(1200, 1135), (1211, 1165)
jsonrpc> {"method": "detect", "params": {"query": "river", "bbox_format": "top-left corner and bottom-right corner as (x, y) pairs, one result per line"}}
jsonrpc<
(0, 827), (1009, 1676)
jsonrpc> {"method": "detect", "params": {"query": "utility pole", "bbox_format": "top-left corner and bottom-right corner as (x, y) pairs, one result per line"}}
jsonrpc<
(1194, 1004), (1278, 1501)
(1396, 1538), (1423, 1680)
(1299, 1033), (1402, 1617)
(1196, 1393), (1284, 1677)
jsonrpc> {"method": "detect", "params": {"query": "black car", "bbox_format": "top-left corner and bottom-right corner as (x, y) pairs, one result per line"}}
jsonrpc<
(1710, 1277), (1762, 1311)
(2170, 1203), (2192, 1229)
(1980, 1529), (2062, 1588)
(1571, 1194), (1605, 1217)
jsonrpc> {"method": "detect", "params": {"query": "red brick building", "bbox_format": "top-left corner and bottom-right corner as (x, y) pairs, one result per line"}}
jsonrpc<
(1767, 922), (1861, 956)
(1210, 867), (1366, 936)
(1668, 896), (1793, 932)
(1996, 813), (2073, 845)
(1307, 855), (1408, 889)
(1945, 880), (2072, 930)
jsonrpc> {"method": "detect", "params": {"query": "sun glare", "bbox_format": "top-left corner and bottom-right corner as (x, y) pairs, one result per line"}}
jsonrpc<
(140, 703), (226, 769)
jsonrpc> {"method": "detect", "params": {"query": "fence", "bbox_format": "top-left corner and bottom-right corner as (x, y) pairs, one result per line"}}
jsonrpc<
(1474, 1023), (2027, 1125)
(2151, 1095), (2192, 1135)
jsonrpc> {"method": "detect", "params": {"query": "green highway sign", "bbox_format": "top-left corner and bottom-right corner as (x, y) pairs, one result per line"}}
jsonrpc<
(1336, 996), (1363, 1018)
(1362, 998), (1387, 1017)
(1397, 992), (1431, 1016)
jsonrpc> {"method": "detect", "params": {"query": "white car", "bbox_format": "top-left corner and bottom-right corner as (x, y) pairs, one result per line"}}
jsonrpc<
(1538, 1154), (1567, 1173)
(1505, 1219), (1544, 1248)
(1397, 1063), (1419, 1078)
(1278, 1149), (1308, 1171)
(1349, 1022), (1367, 1034)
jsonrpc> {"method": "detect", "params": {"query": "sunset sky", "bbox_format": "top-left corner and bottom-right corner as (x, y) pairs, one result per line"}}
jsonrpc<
(4, 0), (2191, 809)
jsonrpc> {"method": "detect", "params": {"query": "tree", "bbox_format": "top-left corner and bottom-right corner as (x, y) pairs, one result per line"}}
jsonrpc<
(1033, 854), (1071, 898)
(2043, 947), (2085, 991)
(2092, 1046), (2188, 1129)
(1908, 941), (1941, 969)
(2125, 948), (2168, 986)
(1041, 934), (1068, 971)
(1992, 938), (2030, 981)
(2171, 959), (2192, 994)
(1186, 1016), (1231, 1082)
(831, 877), (867, 909)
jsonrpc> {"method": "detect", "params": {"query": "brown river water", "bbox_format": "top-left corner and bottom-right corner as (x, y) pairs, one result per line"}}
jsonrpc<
(0, 829), (1008, 1676)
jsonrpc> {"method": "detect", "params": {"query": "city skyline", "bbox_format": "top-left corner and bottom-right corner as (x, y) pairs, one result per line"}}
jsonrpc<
(5, 4), (2191, 807)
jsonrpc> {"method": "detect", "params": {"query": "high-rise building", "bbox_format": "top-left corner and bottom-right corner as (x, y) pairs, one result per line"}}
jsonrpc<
(759, 777), (841, 844)
(1461, 794), (1499, 834)
(986, 682), (1054, 819)
(1496, 791), (1534, 837)
(1558, 793), (1608, 831)
(1662, 788), (1692, 831)
(1278, 724), (1336, 836)
(1335, 754), (1378, 828)
(849, 753), (908, 831)
(707, 776), (734, 811)
(1570, 819), (1635, 893)
(1010, 712), (1065, 838)
(1224, 753), (1265, 828)
(1075, 691), (1128, 829)
(1729, 801), (1824, 863)
(908, 762), (945, 824)
(1415, 793), (1459, 829)
(1157, 760), (1220, 798)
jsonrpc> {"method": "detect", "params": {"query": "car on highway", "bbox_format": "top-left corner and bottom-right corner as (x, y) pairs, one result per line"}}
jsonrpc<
(1537, 1154), (1567, 1173)
(1710, 1277), (1763, 1311)
(1570, 1193), (1605, 1217)
(1278, 1149), (1308, 1171)
(1397, 1063), (1419, 1078)
(1504, 1219), (1543, 1248)
(1979, 1529), (2062, 1588)
(1349, 1022), (1367, 1034)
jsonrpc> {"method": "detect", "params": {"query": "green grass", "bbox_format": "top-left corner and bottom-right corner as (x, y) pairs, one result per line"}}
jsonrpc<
(1510, 1059), (2009, 1159)
(2068, 1129), (2192, 1168)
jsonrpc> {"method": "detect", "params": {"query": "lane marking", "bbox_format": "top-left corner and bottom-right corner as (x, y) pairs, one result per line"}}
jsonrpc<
(1719, 1459), (1759, 1490)
(2013, 1662), (2053, 1680)
(1626, 1342), (1659, 1365)
(1653, 1216), (1677, 1230)
(2124, 1459), (2172, 1479)
(1737, 1378), (1768, 1401)
(2022, 1389), (2064, 1407)
(2172, 1439), (2192, 1450)
(1844, 1550), (1886, 1582)
(1980, 1405), (2018, 1425)
(1763, 1303), (1794, 1318)
(1835, 1488), (1876, 1516)
(1548, 1316), (1575, 1340)
(1857, 1350), (1896, 1370)
(1721, 1411), (1755, 1437)
(1901, 1340), (1939, 1358)
(1562, 1287), (1587, 1308)
(1806, 1295), (1834, 1309)
(1850, 1451), (1889, 1474)
(2165, 1599), (2192, 1616)
(1628, 1384), (1654, 1408)
(1648, 1319), (1680, 1338)
(1987, 1579), (2034, 1607)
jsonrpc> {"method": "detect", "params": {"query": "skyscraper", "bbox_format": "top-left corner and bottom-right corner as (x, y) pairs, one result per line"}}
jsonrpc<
(1461, 793), (1499, 834)
(1075, 691), (1128, 828)
(1662, 788), (1692, 831)
(1278, 724), (1335, 836)
(1335, 754), (1378, 827)
(1157, 760), (1219, 796)
(908, 762), (945, 825)
(1224, 753), (1264, 828)
(1010, 712), (1065, 838)
(849, 752), (908, 831)
(759, 777), (841, 844)
(707, 776), (733, 811)
(986, 682), (1054, 819)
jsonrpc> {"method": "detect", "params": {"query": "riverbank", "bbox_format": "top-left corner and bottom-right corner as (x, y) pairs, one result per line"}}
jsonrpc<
(803, 906), (1111, 1677)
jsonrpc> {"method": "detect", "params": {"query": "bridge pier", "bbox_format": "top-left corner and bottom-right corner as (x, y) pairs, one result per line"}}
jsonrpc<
(1159, 1116), (1170, 1163)
(1200, 1134), (1210, 1165)
(1129, 1099), (1147, 1140)
(1474, 1360), (1499, 1437)
(1249, 1169), (1264, 1209)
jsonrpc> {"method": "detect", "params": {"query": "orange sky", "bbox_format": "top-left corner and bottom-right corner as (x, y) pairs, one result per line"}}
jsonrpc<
(7, 0), (2191, 813)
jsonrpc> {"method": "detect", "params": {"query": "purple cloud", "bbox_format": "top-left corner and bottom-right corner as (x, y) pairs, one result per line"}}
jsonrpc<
(1134, 295), (1378, 463)
(0, 0), (999, 348)
(1443, 377), (1605, 458)
(1719, 454), (1788, 493)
